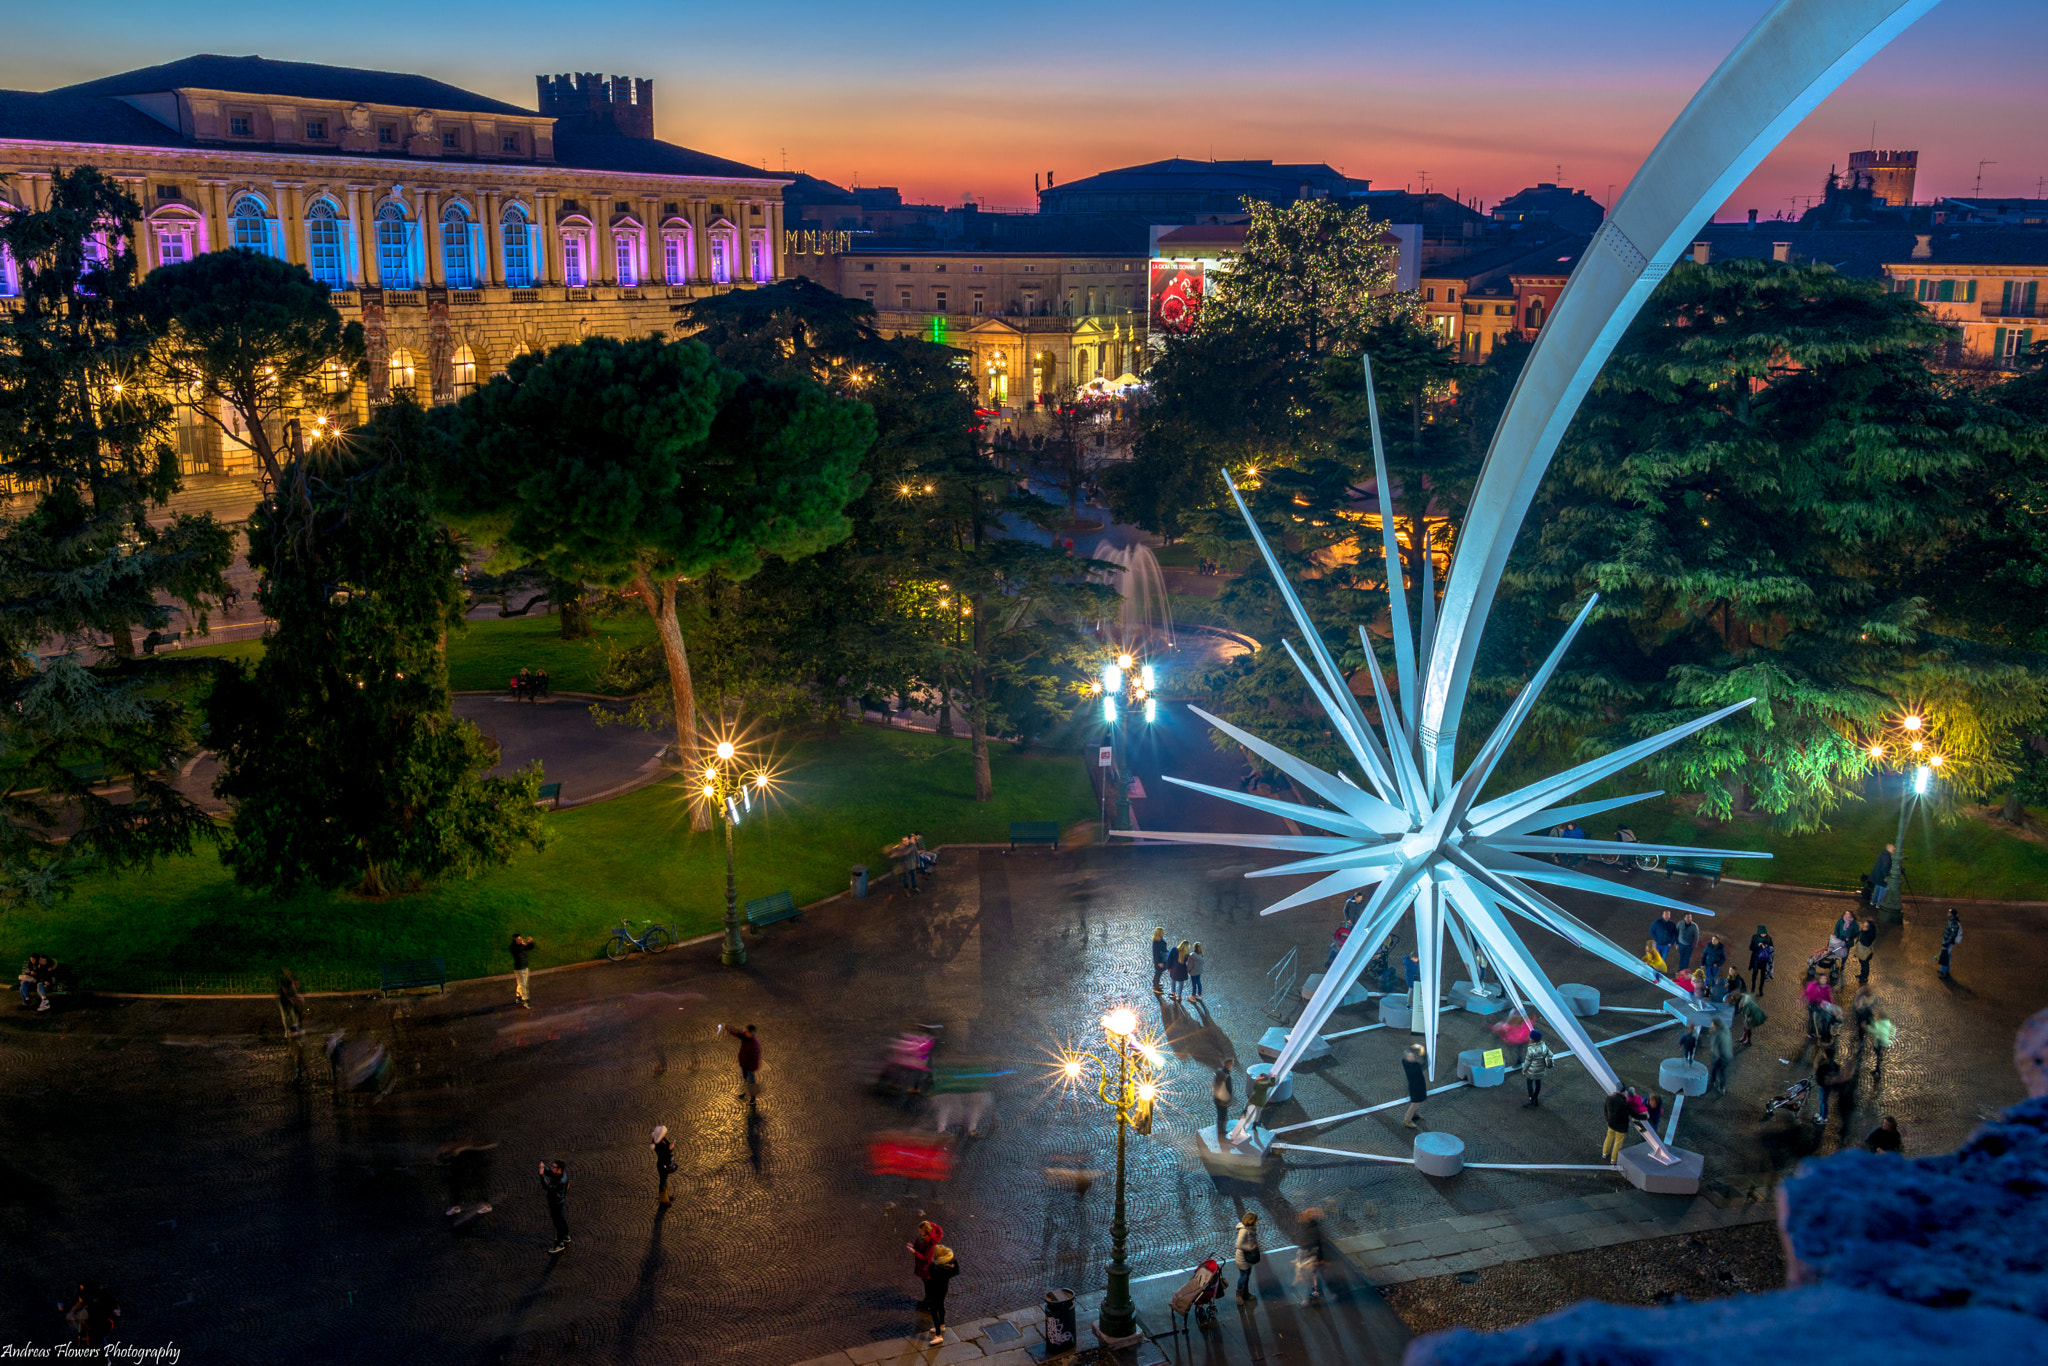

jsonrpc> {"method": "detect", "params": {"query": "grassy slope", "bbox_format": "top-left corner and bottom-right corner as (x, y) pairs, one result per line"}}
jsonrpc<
(182, 611), (660, 695)
(4, 727), (1094, 992)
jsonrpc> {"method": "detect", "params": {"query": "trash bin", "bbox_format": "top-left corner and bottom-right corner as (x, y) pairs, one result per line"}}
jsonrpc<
(851, 865), (868, 899)
(1042, 1288), (1077, 1352)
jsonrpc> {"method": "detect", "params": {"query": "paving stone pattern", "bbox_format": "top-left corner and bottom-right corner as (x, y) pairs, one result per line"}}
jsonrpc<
(1, 811), (2033, 1365)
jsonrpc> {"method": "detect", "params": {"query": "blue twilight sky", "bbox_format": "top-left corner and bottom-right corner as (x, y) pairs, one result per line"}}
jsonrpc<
(3, 1), (2043, 216)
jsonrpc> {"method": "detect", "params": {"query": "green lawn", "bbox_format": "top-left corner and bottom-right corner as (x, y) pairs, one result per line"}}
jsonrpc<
(183, 611), (660, 695)
(1632, 786), (2048, 902)
(3, 726), (1095, 993)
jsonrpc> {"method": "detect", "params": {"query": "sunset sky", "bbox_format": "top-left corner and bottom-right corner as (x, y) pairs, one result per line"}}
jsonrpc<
(5, 1), (2043, 219)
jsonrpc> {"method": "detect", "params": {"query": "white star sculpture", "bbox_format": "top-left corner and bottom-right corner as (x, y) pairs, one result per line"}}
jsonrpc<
(1115, 360), (1767, 1126)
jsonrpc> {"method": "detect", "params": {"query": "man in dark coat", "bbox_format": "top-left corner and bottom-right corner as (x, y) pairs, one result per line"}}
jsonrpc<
(540, 1160), (570, 1253)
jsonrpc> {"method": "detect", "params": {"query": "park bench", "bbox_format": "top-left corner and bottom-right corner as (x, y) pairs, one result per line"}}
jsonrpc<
(536, 782), (562, 809)
(60, 760), (113, 787)
(744, 890), (801, 929)
(378, 957), (447, 997)
(141, 631), (181, 654)
(1009, 821), (1060, 852)
(1661, 855), (1724, 887)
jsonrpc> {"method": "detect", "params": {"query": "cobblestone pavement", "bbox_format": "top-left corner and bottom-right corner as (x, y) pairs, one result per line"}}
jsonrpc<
(2, 807), (2035, 1363)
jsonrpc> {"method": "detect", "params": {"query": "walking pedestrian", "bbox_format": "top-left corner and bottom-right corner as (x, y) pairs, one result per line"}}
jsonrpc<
(277, 969), (308, 1083)
(651, 1126), (676, 1206)
(539, 1160), (570, 1253)
(721, 1023), (762, 1100)
(1866, 1115), (1903, 1153)
(1851, 988), (1876, 1051)
(1233, 1212), (1261, 1301)
(1814, 1048), (1844, 1130)
(1700, 934), (1727, 988)
(1853, 916), (1877, 984)
(1212, 1059), (1234, 1138)
(1401, 1043), (1428, 1128)
(1520, 1030), (1554, 1107)
(1678, 1025), (1698, 1063)
(1602, 1088), (1634, 1162)
(924, 1244), (959, 1345)
(1168, 939), (1191, 1002)
(1937, 909), (1962, 979)
(509, 933), (535, 1009)
(1736, 990), (1767, 1046)
(1297, 1208), (1329, 1305)
(1705, 1020), (1734, 1095)
(1341, 890), (1366, 926)
(1651, 910), (1680, 967)
(908, 1219), (942, 1314)
(1868, 843), (1894, 906)
(1869, 1012), (1896, 1074)
(1748, 925), (1774, 994)
(1186, 943), (1206, 1001)
(1676, 914), (1700, 973)
(1151, 928), (1170, 994)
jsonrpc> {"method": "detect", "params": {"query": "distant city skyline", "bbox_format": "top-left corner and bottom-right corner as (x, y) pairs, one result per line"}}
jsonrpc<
(3, 0), (2042, 218)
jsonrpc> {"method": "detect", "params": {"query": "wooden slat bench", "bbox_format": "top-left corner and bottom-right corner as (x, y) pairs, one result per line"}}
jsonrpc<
(537, 782), (563, 809)
(744, 890), (800, 929)
(1009, 821), (1061, 852)
(379, 957), (447, 997)
(1661, 855), (1725, 887)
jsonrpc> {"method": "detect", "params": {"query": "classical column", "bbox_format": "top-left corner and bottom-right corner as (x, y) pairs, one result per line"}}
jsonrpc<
(768, 199), (785, 281)
(198, 179), (230, 257)
(689, 196), (710, 283)
(598, 190), (618, 286)
(642, 194), (661, 286)
(347, 185), (376, 287)
(537, 191), (562, 287)
(421, 187), (444, 287)
(482, 190), (503, 287)
(274, 181), (305, 267)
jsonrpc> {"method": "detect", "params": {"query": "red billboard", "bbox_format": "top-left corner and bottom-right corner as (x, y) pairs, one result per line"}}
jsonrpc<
(1148, 259), (1205, 335)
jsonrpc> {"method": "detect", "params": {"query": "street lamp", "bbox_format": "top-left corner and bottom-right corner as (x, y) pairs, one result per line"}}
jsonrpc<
(1097, 651), (1159, 833)
(700, 737), (774, 967)
(1057, 1008), (1165, 1347)
(1867, 714), (1942, 920)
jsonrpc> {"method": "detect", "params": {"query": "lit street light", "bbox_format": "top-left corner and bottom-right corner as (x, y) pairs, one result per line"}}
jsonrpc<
(1097, 650), (1159, 834)
(1055, 1007), (1164, 1346)
(700, 735), (774, 966)
(1867, 714), (1941, 921)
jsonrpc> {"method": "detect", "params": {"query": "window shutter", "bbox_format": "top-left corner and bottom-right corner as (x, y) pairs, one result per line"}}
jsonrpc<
(1964, 279), (1976, 303)
(1993, 327), (2006, 358)
(2023, 329), (2036, 357)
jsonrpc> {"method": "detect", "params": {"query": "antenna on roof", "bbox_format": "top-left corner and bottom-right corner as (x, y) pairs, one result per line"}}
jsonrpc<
(1976, 160), (1997, 195)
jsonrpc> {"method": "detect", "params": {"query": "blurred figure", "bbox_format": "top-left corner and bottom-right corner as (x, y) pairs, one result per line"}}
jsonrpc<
(324, 1030), (393, 1098)
(876, 1030), (937, 1097)
(868, 1129), (955, 1182)
(440, 1141), (495, 1222)
(651, 1126), (676, 1206)
(1043, 1152), (1100, 1194)
(59, 1279), (120, 1347)
(1297, 1207), (1329, 1304)
(277, 969), (308, 1084)
(509, 933), (535, 1009)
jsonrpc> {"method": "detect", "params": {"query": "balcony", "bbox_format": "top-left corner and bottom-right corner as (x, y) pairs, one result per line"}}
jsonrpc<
(1980, 300), (2045, 320)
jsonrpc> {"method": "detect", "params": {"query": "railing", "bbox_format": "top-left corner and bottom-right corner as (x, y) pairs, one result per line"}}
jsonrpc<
(449, 290), (483, 305)
(329, 291), (358, 308)
(509, 288), (538, 303)
(1980, 300), (2045, 320)
(1264, 945), (1301, 1021)
(567, 288), (592, 301)
(384, 291), (423, 307)
(619, 288), (644, 300)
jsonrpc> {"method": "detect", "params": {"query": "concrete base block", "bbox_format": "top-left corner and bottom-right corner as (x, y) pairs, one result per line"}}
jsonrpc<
(1245, 1063), (1293, 1105)
(1617, 1142), (1704, 1195)
(1558, 983), (1601, 1016)
(1456, 1048), (1508, 1088)
(1301, 972), (1372, 1007)
(1091, 1320), (1149, 1351)
(1413, 1130), (1465, 1177)
(1379, 993), (1413, 1030)
(1451, 981), (1508, 1015)
(1659, 1058), (1710, 1097)
(1662, 998), (1734, 1032)
(1257, 1025), (1332, 1063)
(1197, 1125), (1274, 1166)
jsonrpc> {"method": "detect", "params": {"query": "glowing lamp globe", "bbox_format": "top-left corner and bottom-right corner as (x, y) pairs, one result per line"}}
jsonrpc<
(1117, 653), (1134, 671)
(1137, 1083), (1157, 1101)
(716, 741), (736, 761)
(1064, 1059), (1082, 1079)
(1903, 715), (1924, 731)
(1104, 1007), (1138, 1037)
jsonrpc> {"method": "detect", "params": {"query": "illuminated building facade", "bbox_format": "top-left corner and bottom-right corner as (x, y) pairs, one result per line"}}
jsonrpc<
(0, 55), (792, 474)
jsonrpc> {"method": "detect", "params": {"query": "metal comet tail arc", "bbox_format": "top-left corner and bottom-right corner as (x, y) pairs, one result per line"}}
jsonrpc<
(1111, 0), (1941, 1149)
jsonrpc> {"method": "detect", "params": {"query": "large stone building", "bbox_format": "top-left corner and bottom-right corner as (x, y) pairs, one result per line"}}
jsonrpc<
(0, 54), (793, 474)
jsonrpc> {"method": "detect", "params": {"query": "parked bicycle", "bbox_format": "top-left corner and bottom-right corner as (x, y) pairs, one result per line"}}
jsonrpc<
(1593, 825), (1662, 873)
(604, 919), (674, 961)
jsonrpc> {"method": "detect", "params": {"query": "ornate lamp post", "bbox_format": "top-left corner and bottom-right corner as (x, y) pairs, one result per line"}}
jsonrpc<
(1058, 1006), (1163, 1347)
(1091, 652), (1157, 832)
(1866, 714), (1943, 922)
(698, 739), (773, 967)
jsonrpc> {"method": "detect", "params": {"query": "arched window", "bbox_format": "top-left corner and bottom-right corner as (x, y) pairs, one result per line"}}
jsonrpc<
(441, 203), (474, 289)
(453, 345), (478, 398)
(613, 224), (640, 288)
(305, 200), (346, 288)
(231, 195), (271, 254)
(152, 215), (198, 271)
(662, 227), (692, 286)
(388, 348), (418, 398)
(375, 201), (412, 289)
(501, 205), (533, 288)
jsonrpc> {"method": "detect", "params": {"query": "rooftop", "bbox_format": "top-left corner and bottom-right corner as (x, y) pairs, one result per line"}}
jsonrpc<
(54, 53), (534, 118)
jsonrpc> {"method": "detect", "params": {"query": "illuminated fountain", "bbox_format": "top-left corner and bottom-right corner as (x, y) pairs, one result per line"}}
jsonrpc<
(1093, 542), (1175, 653)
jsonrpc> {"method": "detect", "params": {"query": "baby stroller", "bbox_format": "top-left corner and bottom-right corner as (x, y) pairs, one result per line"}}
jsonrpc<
(1807, 939), (1846, 989)
(875, 1029), (940, 1099)
(1763, 1077), (1812, 1122)
(1169, 1258), (1226, 1333)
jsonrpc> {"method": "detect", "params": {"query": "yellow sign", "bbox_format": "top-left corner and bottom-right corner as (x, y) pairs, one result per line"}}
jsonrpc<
(1483, 1048), (1505, 1069)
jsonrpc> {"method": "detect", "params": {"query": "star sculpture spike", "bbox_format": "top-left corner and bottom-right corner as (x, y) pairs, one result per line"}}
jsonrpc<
(1112, 361), (1770, 1141)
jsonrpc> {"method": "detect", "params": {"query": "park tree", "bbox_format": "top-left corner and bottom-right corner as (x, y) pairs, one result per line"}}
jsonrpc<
(439, 335), (872, 821)
(207, 400), (547, 895)
(0, 166), (234, 902)
(1512, 257), (2043, 830)
(138, 247), (364, 539)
